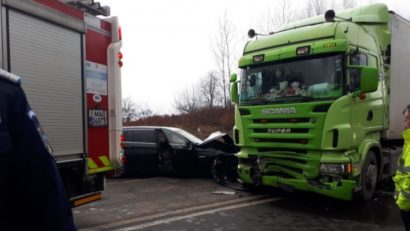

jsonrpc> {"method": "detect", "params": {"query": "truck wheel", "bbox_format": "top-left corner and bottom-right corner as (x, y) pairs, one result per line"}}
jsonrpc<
(359, 151), (378, 201)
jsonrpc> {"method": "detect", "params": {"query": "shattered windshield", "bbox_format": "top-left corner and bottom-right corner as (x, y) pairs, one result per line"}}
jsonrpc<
(239, 54), (344, 105)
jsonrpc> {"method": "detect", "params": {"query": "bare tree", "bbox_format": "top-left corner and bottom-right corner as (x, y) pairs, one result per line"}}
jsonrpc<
(200, 71), (220, 108)
(213, 11), (236, 107)
(258, 0), (297, 35)
(136, 103), (153, 119)
(122, 97), (138, 123)
(342, 0), (356, 9)
(306, 0), (328, 16)
(174, 86), (201, 114)
(257, 10), (276, 35)
(303, 1), (316, 18)
(274, 0), (296, 30)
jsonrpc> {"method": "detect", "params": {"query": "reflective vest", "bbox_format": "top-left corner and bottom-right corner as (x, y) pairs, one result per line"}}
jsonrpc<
(394, 129), (410, 211)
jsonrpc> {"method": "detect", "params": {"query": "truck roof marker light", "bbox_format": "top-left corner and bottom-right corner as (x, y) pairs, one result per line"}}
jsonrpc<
(324, 43), (336, 48)
(253, 54), (264, 63)
(296, 46), (310, 56)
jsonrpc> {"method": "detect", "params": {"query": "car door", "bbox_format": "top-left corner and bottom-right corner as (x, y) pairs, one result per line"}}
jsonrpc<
(162, 129), (197, 175)
(156, 129), (174, 173)
(123, 128), (158, 176)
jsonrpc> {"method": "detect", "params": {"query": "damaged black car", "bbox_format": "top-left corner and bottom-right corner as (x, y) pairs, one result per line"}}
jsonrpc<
(116, 126), (239, 181)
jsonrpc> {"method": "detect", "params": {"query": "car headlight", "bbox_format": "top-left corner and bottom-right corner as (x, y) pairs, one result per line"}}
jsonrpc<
(320, 163), (345, 174)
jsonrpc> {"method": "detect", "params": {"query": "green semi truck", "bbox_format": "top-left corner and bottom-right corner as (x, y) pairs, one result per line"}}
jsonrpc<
(229, 4), (410, 200)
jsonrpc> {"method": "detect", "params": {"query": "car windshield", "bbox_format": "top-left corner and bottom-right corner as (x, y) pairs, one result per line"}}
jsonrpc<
(239, 54), (344, 105)
(168, 128), (202, 144)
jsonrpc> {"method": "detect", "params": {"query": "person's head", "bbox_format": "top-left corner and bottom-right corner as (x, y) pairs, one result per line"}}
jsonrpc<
(403, 105), (410, 130)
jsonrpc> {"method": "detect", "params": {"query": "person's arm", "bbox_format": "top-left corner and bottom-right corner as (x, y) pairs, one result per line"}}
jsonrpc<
(8, 86), (76, 231)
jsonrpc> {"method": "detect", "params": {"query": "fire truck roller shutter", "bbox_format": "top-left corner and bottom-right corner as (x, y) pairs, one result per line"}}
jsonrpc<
(8, 9), (85, 160)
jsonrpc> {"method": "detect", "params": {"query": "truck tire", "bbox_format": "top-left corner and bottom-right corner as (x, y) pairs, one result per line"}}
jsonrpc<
(358, 151), (378, 201)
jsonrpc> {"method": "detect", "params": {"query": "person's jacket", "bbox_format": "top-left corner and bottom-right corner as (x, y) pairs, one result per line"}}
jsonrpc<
(0, 76), (76, 231)
(394, 129), (410, 211)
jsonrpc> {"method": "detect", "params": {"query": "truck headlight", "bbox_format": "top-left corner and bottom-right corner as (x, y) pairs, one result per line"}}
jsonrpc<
(320, 163), (345, 174)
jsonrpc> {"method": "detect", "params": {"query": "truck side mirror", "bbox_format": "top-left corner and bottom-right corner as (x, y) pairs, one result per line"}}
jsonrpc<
(359, 67), (378, 93)
(349, 66), (378, 94)
(230, 73), (238, 104)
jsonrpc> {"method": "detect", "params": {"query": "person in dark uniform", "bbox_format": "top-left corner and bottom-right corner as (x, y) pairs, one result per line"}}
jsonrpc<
(0, 70), (76, 231)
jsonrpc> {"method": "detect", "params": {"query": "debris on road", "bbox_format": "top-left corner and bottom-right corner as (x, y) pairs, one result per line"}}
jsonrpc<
(212, 191), (238, 196)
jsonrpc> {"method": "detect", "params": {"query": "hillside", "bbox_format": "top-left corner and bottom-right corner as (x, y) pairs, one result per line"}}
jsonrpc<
(126, 106), (234, 140)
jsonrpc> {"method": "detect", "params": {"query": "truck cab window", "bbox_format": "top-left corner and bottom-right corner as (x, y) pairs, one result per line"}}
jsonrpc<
(349, 51), (368, 66)
(239, 54), (344, 104)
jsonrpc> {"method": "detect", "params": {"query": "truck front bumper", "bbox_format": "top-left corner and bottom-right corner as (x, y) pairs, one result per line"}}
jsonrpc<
(238, 164), (357, 201)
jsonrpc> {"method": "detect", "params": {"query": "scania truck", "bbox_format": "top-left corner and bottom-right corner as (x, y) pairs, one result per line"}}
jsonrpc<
(230, 4), (409, 200)
(1, 0), (123, 206)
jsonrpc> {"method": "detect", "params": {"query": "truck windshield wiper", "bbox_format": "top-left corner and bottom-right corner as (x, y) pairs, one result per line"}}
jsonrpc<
(273, 96), (315, 102)
(240, 96), (316, 105)
(249, 99), (272, 105)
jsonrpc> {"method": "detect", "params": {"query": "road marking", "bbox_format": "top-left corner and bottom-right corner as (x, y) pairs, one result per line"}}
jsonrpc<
(80, 195), (278, 231)
(114, 197), (281, 231)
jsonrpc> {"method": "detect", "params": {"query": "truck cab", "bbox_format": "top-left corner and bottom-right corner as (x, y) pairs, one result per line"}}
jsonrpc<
(230, 4), (408, 200)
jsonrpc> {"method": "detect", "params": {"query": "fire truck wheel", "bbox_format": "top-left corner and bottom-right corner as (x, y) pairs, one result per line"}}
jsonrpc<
(358, 151), (378, 201)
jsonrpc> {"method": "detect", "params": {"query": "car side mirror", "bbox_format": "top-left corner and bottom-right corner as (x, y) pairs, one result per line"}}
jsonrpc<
(230, 73), (238, 104)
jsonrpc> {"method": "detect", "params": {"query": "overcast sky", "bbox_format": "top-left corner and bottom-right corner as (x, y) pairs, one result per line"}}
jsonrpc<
(98, 0), (409, 115)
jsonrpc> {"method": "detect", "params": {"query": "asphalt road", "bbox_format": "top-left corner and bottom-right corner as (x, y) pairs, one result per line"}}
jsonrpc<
(73, 177), (404, 231)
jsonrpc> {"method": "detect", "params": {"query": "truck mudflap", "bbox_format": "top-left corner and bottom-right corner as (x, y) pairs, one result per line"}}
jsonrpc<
(262, 176), (357, 200)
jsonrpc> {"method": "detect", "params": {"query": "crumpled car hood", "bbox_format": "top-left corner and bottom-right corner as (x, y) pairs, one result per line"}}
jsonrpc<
(198, 131), (238, 153)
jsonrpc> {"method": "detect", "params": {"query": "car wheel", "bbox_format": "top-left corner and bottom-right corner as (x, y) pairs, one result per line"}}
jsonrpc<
(211, 155), (238, 185)
(358, 151), (378, 201)
(108, 166), (127, 179)
(211, 156), (226, 184)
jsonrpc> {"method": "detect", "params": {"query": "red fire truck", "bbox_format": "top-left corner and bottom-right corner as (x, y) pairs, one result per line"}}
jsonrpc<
(2, 0), (123, 206)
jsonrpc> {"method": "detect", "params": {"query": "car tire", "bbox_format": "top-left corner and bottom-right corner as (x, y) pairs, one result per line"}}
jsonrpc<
(108, 166), (127, 179)
(211, 156), (226, 184)
(211, 154), (238, 185)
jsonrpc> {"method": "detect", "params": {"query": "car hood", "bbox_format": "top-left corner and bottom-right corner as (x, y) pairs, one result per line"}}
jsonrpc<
(198, 131), (234, 147)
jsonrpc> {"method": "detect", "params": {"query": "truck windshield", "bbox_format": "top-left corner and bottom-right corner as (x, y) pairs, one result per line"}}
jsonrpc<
(239, 54), (344, 105)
